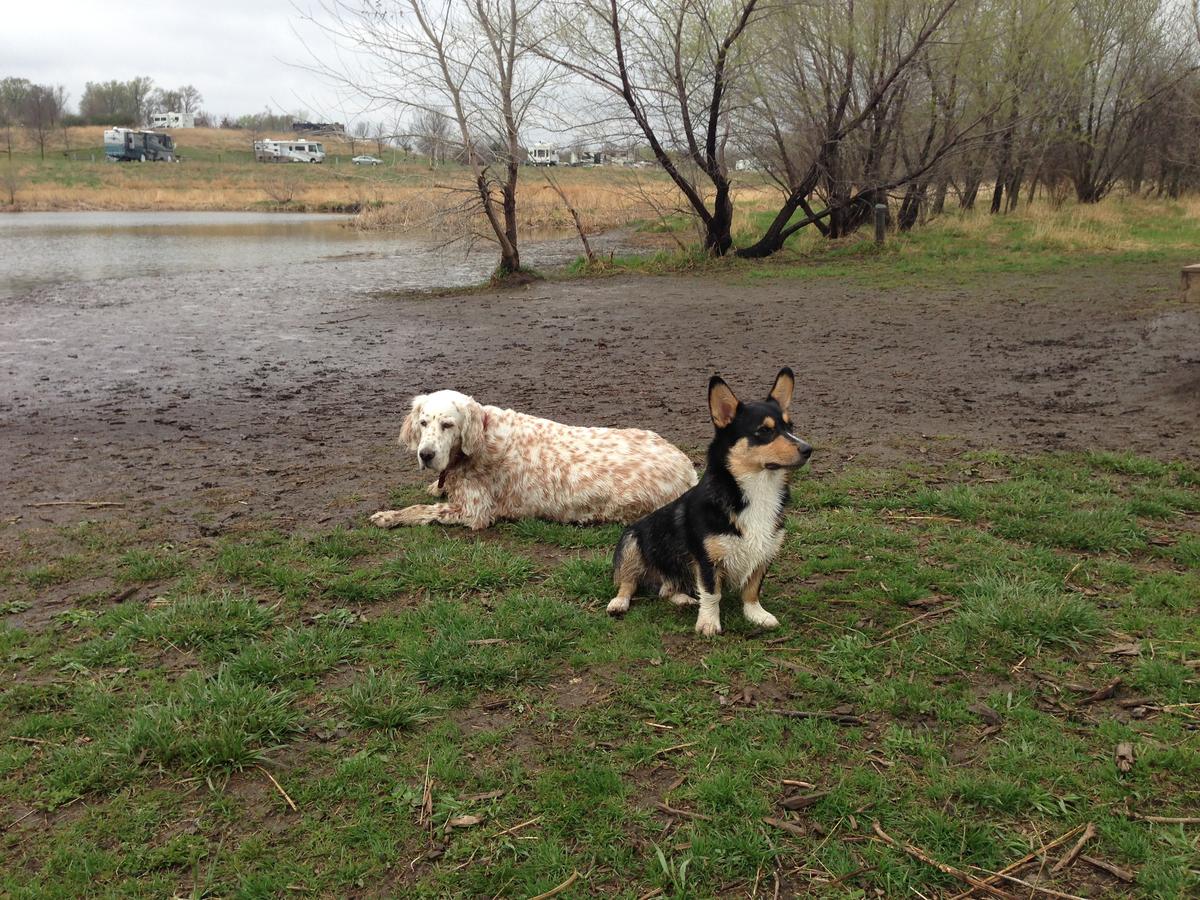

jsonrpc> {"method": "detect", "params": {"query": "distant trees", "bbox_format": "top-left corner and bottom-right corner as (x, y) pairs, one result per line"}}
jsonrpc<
(302, 0), (557, 276)
(149, 85), (204, 117)
(0, 78), (31, 160)
(78, 77), (155, 125)
(534, 0), (1199, 256)
(22, 83), (68, 159)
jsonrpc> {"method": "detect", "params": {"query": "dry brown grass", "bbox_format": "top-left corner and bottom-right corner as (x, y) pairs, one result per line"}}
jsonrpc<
(6, 125), (363, 155)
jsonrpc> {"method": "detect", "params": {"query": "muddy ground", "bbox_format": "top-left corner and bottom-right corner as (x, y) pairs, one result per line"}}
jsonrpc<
(2, 257), (1197, 540)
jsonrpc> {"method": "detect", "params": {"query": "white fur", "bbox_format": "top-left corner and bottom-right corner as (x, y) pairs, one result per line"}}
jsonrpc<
(721, 469), (788, 587)
(371, 390), (698, 531)
(695, 588), (723, 636)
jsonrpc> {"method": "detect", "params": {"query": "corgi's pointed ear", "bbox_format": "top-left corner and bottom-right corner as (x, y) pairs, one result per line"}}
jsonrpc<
(708, 375), (739, 428)
(768, 367), (795, 409)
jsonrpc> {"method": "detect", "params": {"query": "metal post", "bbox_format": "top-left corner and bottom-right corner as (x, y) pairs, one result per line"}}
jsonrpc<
(874, 203), (887, 245)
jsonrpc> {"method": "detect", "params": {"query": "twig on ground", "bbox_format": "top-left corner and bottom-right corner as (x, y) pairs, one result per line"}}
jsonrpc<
(948, 823), (1088, 899)
(985, 871), (1088, 899)
(528, 870), (579, 900)
(9, 736), (54, 745)
(27, 500), (125, 508)
(419, 753), (433, 830)
(257, 766), (298, 812)
(653, 740), (698, 757)
(1077, 677), (1122, 704)
(762, 816), (807, 838)
(871, 821), (1016, 899)
(654, 801), (712, 822)
(1132, 814), (1200, 824)
(874, 603), (959, 644)
(4, 809), (36, 831)
(493, 816), (541, 838)
(1079, 855), (1135, 882)
(1050, 822), (1096, 873)
(763, 708), (865, 725)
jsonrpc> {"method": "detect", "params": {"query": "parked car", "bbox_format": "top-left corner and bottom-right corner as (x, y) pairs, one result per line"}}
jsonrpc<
(352, 155), (384, 166)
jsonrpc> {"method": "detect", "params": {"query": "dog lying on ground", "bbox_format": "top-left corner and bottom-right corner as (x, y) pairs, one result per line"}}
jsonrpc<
(370, 390), (697, 531)
(606, 368), (811, 636)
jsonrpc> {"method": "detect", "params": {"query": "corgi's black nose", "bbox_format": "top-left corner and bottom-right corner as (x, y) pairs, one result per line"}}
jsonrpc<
(419, 449), (435, 465)
(797, 440), (813, 461)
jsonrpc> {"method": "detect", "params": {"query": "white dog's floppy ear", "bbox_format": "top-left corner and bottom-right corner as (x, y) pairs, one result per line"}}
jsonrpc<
(460, 398), (486, 458)
(399, 394), (427, 450)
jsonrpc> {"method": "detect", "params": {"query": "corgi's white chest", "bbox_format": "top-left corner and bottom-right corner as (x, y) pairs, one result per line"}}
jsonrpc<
(721, 471), (787, 587)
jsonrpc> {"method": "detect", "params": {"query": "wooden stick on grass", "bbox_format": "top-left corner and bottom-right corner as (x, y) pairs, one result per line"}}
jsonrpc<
(1134, 814), (1200, 825)
(654, 801), (712, 822)
(947, 823), (1087, 899)
(257, 766), (298, 812)
(528, 870), (580, 900)
(27, 500), (125, 508)
(1051, 822), (1096, 873)
(871, 821), (1017, 899)
(763, 708), (865, 725)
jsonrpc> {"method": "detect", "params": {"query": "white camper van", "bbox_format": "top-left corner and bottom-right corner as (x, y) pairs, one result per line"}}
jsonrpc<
(526, 144), (559, 166)
(150, 112), (195, 129)
(253, 140), (326, 163)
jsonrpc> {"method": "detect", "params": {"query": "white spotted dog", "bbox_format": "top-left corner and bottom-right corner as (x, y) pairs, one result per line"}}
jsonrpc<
(606, 369), (812, 636)
(369, 390), (698, 531)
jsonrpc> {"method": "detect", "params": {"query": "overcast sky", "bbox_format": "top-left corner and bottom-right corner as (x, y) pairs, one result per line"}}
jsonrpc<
(2, 2), (373, 123)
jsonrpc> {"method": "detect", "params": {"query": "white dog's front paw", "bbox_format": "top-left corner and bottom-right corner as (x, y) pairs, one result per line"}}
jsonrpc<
(606, 596), (631, 616)
(427, 479), (444, 497)
(743, 604), (779, 629)
(695, 612), (722, 637)
(369, 510), (405, 529)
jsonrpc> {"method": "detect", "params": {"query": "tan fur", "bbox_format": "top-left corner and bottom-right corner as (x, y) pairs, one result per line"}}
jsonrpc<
(769, 370), (795, 408)
(727, 435), (806, 479)
(709, 381), (739, 428)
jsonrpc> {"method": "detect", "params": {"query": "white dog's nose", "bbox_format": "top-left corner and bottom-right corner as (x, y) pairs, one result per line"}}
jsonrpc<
(419, 448), (435, 466)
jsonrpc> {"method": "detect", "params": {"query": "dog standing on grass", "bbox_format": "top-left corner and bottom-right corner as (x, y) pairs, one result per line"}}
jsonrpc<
(370, 390), (698, 531)
(606, 369), (812, 636)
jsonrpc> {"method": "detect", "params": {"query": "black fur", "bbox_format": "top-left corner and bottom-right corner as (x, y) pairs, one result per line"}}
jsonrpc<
(612, 368), (812, 601)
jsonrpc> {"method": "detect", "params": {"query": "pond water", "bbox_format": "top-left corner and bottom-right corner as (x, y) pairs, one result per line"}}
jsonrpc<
(0, 211), (601, 299)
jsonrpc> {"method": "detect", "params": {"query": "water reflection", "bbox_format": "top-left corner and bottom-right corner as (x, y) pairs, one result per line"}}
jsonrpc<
(0, 211), (586, 298)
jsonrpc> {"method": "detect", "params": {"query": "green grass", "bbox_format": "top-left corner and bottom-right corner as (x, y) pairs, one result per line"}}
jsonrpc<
(1, 451), (1197, 897)
(568, 195), (1200, 287)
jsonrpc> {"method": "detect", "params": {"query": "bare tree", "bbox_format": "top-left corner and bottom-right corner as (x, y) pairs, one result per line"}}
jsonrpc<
(299, 0), (555, 276)
(0, 78), (31, 161)
(373, 120), (390, 157)
(22, 84), (66, 160)
(1060, 0), (1197, 202)
(542, 0), (766, 256)
(413, 107), (451, 164)
(179, 85), (204, 115)
(731, 0), (992, 255)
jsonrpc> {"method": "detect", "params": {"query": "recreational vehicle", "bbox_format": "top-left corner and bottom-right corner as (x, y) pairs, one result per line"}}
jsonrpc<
(104, 128), (176, 162)
(150, 112), (194, 129)
(526, 144), (559, 166)
(253, 140), (326, 163)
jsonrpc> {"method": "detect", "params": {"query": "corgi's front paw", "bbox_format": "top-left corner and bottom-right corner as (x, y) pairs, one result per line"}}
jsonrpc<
(695, 612), (722, 637)
(743, 604), (779, 629)
(606, 596), (630, 616)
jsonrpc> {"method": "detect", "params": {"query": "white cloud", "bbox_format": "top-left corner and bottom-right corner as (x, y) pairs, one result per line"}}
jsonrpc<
(1, 1), (384, 122)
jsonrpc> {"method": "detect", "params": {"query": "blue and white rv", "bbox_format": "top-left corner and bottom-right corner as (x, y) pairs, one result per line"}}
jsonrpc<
(104, 128), (176, 162)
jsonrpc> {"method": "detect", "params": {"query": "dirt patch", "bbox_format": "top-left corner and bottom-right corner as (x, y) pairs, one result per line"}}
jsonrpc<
(1, 260), (1197, 548)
